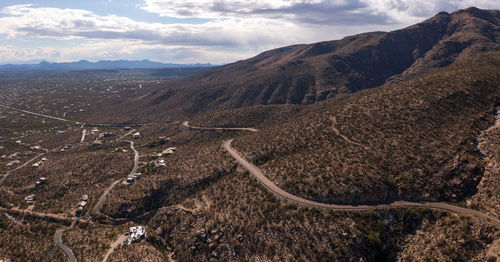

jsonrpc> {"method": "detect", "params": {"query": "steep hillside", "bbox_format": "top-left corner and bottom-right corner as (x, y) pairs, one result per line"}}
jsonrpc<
(134, 7), (499, 118)
(231, 52), (500, 205)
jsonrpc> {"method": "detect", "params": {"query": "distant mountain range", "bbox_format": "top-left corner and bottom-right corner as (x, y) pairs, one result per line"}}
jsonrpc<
(0, 60), (213, 70)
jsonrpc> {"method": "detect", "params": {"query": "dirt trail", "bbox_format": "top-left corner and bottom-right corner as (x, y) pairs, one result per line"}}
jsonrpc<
(101, 234), (128, 262)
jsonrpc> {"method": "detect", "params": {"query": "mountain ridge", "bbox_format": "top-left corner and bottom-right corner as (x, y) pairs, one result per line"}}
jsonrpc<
(134, 7), (499, 119)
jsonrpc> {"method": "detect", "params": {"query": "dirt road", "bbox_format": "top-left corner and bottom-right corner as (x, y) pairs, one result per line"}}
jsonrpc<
(101, 234), (128, 262)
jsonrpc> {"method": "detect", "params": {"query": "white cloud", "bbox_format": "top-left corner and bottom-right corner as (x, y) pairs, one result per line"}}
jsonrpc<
(0, 1), (498, 64)
(141, 0), (500, 24)
(0, 4), (313, 49)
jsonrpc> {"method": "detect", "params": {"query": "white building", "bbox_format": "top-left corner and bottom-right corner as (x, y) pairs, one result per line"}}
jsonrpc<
(124, 226), (146, 245)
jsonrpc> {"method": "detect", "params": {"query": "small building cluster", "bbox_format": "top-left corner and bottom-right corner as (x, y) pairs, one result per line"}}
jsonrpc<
(124, 226), (146, 245)
(77, 194), (88, 211)
(126, 172), (142, 184)
(132, 132), (141, 139)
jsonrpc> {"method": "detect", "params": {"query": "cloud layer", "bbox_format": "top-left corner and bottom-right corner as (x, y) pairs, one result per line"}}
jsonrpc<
(0, 1), (499, 64)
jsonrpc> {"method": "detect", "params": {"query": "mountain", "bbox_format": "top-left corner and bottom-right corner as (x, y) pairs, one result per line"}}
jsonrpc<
(0, 60), (213, 71)
(199, 51), (500, 205)
(136, 7), (499, 118)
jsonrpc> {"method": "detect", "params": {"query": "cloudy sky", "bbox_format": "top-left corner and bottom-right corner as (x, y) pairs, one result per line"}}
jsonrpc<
(0, 0), (498, 64)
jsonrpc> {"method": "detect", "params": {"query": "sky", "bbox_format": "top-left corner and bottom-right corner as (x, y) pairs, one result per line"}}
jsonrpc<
(0, 0), (498, 65)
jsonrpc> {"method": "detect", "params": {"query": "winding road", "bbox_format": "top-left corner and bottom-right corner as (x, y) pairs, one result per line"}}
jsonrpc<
(184, 121), (500, 228)
(55, 229), (77, 262)
(92, 140), (139, 215)
(223, 139), (500, 228)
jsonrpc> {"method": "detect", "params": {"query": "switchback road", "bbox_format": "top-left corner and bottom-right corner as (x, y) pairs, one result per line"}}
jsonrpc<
(223, 139), (500, 228)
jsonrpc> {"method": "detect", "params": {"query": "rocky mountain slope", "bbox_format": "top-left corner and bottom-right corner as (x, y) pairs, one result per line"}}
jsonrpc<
(230, 52), (500, 204)
(133, 7), (499, 119)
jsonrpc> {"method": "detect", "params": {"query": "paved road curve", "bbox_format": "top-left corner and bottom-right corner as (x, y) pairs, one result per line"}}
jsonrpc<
(92, 141), (139, 215)
(55, 229), (77, 262)
(182, 121), (258, 132)
(223, 139), (500, 228)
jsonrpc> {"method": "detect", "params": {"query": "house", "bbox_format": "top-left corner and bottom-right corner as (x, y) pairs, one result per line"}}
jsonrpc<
(77, 195), (88, 211)
(103, 132), (113, 138)
(132, 132), (141, 139)
(132, 173), (141, 179)
(126, 176), (134, 184)
(124, 126), (131, 131)
(124, 226), (146, 245)
(76, 200), (87, 211)
(91, 128), (99, 134)
(6, 160), (20, 168)
(8, 152), (19, 159)
(161, 149), (174, 156)
(41, 157), (48, 162)
(35, 177), (46, 187)
(32, 161), (42, 168)
(25, 194), (36, 204)
(56, 131), (66, 135)
(15, 140), (22, 145)
(167, 147), (177, 151)
(155, 159), (166, 168)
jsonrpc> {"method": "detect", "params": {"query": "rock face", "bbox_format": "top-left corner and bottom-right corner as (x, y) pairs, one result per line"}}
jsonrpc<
(142, 7), (499, 117)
